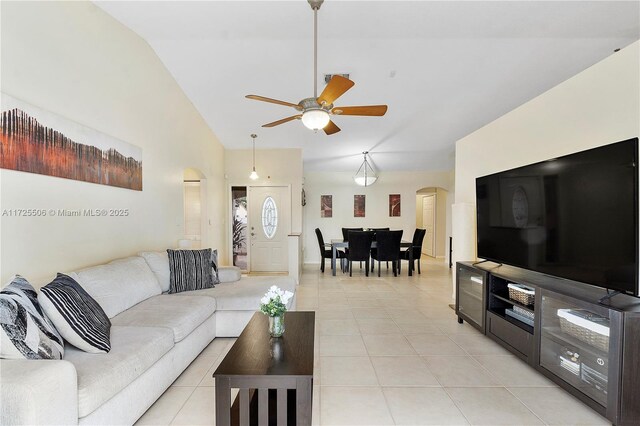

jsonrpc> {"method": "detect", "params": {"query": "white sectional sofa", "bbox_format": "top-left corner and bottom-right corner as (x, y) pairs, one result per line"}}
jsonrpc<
(0, 252), (297, 425)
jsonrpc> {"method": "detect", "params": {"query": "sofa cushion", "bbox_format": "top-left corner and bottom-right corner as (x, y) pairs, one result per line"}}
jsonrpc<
(174, 276), (296, 311)
(138, 251), (170, 292)
(218, 266), (242, 283)
(71, 257), (162, 318)
(64, 325), (173, 418)
(0, 276), (64, 360)
(167, 249), (214, 294)
(39, 273), (111, 354)
(110, 294), (216, 343)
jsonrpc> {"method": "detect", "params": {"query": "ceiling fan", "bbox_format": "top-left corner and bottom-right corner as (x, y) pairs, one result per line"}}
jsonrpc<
(245, 0), (388, 135)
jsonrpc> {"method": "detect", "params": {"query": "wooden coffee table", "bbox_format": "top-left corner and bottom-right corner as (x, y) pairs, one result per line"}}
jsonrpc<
(213, 311), (315, 426)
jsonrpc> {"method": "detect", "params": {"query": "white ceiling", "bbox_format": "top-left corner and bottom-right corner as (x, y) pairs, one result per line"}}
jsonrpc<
(96, 1), (639, 172)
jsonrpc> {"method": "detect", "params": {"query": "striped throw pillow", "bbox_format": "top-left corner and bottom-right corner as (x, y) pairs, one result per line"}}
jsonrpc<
(38, 273), (111, 353)
(211, 249), (220, 284)
(167, 249), (214, 294)
(0, 276), (64, 359)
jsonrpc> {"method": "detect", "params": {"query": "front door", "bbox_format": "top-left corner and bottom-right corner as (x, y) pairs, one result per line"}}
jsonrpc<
(248, 186), (290, 272)
(422, 194), (436, 257)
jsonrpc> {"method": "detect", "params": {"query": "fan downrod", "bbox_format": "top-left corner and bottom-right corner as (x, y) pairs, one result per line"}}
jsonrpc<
(307, 0), (324, 10)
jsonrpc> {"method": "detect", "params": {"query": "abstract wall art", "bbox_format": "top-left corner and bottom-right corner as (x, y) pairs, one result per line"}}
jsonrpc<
(320, 195), (332, 218)
(389, 194), (401, 217)
(354, 195), (365, 217)
(0, 94), (142, 190)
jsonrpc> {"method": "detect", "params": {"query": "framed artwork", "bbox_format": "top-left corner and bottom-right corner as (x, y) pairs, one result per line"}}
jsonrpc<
(1, 94), (142, 190)
(320, 195), (332, 218)
(354, 195), (365, 217)
(389, 194), (401, 217)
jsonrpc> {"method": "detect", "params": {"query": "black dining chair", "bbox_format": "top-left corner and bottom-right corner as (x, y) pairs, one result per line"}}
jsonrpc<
(369, 227), (391, 270)
(315, 228), (346, 273)
(371, 230), (403, 277)
(342, 227), (364, 267)
(346, 231), (374, 277)
(399, 228), (426, 275)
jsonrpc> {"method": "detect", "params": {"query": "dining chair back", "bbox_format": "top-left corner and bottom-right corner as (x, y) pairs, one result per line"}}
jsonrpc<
(342, 227), (364, 242)
(370, 227), (390, 241)
(346, 231), (374, 276)
(371, 230), (403, 277)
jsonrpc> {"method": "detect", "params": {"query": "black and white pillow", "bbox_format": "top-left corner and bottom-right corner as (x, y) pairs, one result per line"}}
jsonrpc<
(167, 248), (214, 294)
(38, 273), (111, 354)
(211, 249), (220, 284)
(0, 276), (64, 360)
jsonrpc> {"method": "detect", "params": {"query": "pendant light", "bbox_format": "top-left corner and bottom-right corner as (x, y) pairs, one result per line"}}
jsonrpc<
(353, 151), (378, 186)
(249, 134), (259, 180)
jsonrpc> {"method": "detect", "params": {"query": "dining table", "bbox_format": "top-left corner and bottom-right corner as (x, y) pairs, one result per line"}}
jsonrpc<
(329, 239), (416, 276)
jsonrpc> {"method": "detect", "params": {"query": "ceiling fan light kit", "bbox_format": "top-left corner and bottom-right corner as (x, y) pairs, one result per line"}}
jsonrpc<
(354, 151), (378, 187)
(245, 0), (387, 135)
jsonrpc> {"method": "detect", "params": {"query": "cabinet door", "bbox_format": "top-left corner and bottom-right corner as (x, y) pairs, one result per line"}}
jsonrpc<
(538, 290), (622, 413)
(456, 266), (485, 329)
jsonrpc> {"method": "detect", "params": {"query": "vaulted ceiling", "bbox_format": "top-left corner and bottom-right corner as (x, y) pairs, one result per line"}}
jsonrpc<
(96, 1), (639, 172)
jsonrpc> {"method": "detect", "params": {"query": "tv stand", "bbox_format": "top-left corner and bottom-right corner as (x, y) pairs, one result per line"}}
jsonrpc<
(456, 262), (640, 426)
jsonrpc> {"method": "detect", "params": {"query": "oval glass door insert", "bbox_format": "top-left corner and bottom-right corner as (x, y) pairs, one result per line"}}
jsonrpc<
(261, 196), (278, 239)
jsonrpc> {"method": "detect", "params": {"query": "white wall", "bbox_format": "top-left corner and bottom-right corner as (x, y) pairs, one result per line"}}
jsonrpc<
(304, 170), (454, 263)
(453, 41), (640, 275)
(0, 1), (226, 283)
(224, 148), (303, 263)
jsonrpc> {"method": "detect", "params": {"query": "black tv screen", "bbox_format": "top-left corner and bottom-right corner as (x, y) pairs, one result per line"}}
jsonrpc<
(476, 138), (638, 295)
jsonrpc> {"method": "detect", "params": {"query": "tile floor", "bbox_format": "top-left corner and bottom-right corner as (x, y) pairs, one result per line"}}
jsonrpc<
(136, 258), (610, 425)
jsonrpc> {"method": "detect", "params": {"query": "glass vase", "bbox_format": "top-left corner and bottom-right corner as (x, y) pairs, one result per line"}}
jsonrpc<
(269, 314), (285, 337)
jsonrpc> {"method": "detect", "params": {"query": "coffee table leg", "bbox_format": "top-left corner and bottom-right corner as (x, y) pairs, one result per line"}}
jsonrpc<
(296, 378), (312, 425)
(215, 377), (231, 426)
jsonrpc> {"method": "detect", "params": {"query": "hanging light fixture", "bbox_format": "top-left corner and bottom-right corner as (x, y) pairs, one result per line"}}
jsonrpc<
(249, 134), (259, 180)
(353, 151), (378, 186)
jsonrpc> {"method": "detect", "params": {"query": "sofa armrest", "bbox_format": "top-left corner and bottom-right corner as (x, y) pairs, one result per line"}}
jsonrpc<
(218, 266), (242, 283)
(0, 359), (78, 425)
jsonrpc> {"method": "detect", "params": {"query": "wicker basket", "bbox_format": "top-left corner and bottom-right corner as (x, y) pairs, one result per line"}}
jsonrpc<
(513, 305), (535, 320)
(558, 309), (609, 352)
(507, 283), (535, 306)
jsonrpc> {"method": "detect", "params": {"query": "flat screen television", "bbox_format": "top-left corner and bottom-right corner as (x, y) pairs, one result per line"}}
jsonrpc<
(476, 138), (639, 296)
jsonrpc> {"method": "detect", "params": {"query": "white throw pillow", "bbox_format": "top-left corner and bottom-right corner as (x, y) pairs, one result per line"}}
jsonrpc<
(138, 251), (171, 292)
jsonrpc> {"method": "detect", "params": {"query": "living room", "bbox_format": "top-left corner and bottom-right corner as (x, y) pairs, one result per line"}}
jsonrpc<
(1, 1), (639, 425)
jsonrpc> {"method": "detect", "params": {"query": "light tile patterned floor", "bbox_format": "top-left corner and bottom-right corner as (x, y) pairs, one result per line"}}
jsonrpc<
(136, 258), (610, 425)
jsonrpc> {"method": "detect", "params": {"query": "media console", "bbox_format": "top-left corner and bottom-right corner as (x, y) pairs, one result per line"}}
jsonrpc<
(456, 261), (640, 426)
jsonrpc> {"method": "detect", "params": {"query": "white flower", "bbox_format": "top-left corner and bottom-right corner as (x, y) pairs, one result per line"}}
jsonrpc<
(281, 290), (294, 305)
(260, 296), (270, 305)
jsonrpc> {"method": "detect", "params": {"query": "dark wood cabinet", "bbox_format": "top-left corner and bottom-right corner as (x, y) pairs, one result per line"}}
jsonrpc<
(455, 262), (640, 426)
(455, 262), (487, 332)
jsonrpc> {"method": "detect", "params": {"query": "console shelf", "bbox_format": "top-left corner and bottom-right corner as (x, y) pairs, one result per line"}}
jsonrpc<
(456, 262), (640, 426)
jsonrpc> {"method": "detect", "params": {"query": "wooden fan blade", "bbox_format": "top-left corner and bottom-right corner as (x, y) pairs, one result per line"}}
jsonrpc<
(317, 75), (355, 106)
(323, 120), (341, 135)
(332, 105), (388, 116)
(262, 115), (302, 128)
(246, 95), (300, 109)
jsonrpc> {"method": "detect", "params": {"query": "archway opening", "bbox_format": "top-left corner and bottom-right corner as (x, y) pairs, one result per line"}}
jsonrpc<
(415, 187), (449, 259)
